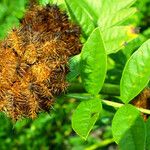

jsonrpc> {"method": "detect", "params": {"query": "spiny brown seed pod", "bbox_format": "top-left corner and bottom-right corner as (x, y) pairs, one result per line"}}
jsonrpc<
(132, 88), (150, 120)
(0, 4), (81, 120)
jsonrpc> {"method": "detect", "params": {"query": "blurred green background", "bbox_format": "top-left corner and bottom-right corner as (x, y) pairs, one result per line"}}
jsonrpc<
(0, 0), (149, 149)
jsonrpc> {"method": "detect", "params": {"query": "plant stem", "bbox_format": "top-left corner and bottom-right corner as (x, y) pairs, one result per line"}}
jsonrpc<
(85, 138), (114, 150)
(68, 83), (150, 115)
(68, 83), (120, 96)
(102, 99), (150, 115)
(102, 100), (123, 108)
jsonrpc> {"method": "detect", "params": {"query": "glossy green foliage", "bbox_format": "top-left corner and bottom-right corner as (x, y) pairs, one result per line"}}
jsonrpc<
(146, 118), (150, 150)
(120, 39), (150, 103)
(80, 28), (107, 95)
(112, 104), (146, 150)
(72, 97), (102, 140)
(71, 28), (107, 139)
(65, 0), (95, 36)
(66, 54), (81, 82)
(97, 0), (137, 30)
(102, 26), (137, 54)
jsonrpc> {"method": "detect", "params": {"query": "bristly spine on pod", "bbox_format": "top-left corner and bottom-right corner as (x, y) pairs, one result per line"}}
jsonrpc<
(0, 3), (82, 121)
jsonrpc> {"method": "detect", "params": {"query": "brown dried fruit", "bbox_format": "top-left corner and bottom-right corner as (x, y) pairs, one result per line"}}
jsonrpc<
(132, 88), (150, 120)
(0, 4), (81, 120)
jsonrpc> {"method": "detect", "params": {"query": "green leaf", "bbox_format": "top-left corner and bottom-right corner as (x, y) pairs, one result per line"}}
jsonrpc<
(102, 26), (138, 54)
(122, 35), (146, 59)
(120, 39), (150, 103)
(112, 104), (146, 150)
(65, 0), (95, 36)
(98, 7), (137, 30)
(66, 54), (81, 82)
(83, 0), (102, 22)
(85, 0), (136, 30)
(100, 0), (136, 14)
(72, 97), (102, 140)
(146, 118), (150, 150)
(80, 28), (107, 95)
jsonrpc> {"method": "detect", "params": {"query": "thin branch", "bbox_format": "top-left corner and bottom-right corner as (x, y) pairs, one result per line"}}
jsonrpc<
(102, 99), (150, 115)
(68, 83), (120, 96)
(66, 94), (150, 115)
(67, 83), (150, 115)
(85, 138), (114, 150)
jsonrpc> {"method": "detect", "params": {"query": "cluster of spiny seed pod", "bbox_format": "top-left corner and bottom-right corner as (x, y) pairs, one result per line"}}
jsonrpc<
(0, 4), (81, 120)
(132, 88), (150, 120)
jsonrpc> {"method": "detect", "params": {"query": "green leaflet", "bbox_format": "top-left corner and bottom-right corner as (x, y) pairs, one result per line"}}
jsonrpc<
(83, 0), (102, 22)
(112, 104), (146, 150)
(122, 35), (146, 59)
(146, 118), (150, 150)
(98, 6), (137, 30)
(72, 97), (102, 140)
(65, 0), (95, 37)
(66, 54), (81, 82)
(80, 28), (107, 95)
(85, 0), (137, 30)
(120, 39), (150, 103)
(102, 26), (138, 54)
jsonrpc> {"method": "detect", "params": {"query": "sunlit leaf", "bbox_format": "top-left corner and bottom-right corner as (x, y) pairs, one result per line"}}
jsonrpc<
(72, 97), (102, 140)
(80, 28), (107, 95)
(120, 39), (150, 103)
(102, 26), (138, 54)
(98, 7), (137, 30)
(65, 0), (95, 36)
(67, 54), (81, 82)
(112, 104), (146, 150)
(86, 0), (137, 30)
(146, 117), (150, 150)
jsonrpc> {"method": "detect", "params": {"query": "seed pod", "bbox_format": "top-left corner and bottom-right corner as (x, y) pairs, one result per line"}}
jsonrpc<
(132, 88), (150, 120)
(0, 4), (82, 120)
